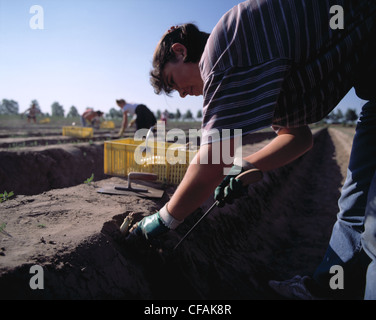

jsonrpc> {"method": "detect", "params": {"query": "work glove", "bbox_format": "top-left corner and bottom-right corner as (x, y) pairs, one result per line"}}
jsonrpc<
(214, 159), (255, 207)
(130, 204), (183, 241)
(117, 128), (125, 137)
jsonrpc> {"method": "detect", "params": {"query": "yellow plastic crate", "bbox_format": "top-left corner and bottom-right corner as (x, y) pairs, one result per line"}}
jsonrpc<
(100, 121), (115, 129)
(62, 126), (93, 138)
(104, 138), (198, 185)
(39, 118), (50, 124)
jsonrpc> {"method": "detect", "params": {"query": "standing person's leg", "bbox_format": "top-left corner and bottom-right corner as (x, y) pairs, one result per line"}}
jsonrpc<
(80, 116), (87, 127)
(270, 34), (376, 299)
(312, 101), (376, 298)
(269, 20), (376, 300)
(269, 101), (376, 299)
(362, 154), (376, 299)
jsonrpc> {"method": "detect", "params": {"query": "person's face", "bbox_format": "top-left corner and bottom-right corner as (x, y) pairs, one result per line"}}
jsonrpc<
(163, 43), (203, 98)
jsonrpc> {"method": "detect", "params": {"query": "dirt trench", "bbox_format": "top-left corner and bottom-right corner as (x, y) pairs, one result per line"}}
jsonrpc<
(0, 127), (355, 299)
(0, 142), (107, 196)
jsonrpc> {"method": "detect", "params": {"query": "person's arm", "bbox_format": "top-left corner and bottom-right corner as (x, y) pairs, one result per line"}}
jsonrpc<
(131, 125), (313, 238)
(167, 126), (313, 221)
(243, 126), (313, 172)
(129, 142), (229, 239)
(128, 117), (136, 128)
(167, 143), (229, 221)
(118, 111), (128, 136)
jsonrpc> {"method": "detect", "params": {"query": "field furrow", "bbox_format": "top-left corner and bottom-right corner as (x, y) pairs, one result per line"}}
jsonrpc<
(0, 125), (356, 299)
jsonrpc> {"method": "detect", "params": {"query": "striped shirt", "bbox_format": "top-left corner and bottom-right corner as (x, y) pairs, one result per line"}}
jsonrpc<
(199, 0), (376, 144)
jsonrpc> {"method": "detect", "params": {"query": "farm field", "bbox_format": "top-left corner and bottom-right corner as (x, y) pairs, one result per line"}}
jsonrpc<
(0, 117), (357, 300)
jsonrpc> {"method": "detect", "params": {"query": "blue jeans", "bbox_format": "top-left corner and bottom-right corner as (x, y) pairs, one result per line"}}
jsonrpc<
(80, 116), (87, 127)
(313, 101), (376, 299)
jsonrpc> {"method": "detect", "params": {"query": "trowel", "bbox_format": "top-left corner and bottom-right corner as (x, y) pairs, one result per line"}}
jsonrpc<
(97, 172), (164, 199)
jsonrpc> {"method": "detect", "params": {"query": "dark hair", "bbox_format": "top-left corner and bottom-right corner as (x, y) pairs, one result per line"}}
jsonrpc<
(96, 111), (104, 116)
(150, 23), (210, 95)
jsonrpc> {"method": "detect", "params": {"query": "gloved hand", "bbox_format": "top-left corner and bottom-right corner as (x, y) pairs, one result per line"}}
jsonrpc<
(214, 159), (255, 207)
(131, 211), (170, 240)
(118, 127), (125, 137)
(130, 204), (183, 240)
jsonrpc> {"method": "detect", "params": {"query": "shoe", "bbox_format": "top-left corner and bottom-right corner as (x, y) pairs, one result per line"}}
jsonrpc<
(268, 275), (321, 300)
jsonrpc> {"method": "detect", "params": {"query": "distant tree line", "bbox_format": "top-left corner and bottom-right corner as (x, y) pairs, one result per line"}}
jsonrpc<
(0, 99), (19, 114)
(0, 99), (203, 122)
(326, 108), (358, 125)
(3, 98), (356, 124)
(0, 99), (79, 118)
(102, 107), (203, 121)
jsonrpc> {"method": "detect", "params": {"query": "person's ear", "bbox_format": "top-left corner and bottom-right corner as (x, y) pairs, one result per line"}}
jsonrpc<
(171, 43), (187, 59)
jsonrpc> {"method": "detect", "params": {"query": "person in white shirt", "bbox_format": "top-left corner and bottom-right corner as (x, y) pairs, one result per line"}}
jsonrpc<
(116, 99), (156, 137)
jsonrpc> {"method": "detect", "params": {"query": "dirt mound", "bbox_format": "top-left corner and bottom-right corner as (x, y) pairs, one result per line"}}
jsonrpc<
(0, 142), (107, 196)
(0, 127), (355, 299)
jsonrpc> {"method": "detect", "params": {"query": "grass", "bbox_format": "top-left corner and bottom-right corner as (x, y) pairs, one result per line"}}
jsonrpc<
(84, 173), (94, 185)
(0, 191), (14, 203)
(0, 222), (12, 238)
(0, 223), (6, 233)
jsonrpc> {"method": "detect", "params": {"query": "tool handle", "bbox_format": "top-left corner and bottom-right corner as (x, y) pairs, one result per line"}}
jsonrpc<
(127, 172), (158, 190)
(128, 172), (158, 181)
(174, 168), (263, 251)
(236, 168), (263, 186)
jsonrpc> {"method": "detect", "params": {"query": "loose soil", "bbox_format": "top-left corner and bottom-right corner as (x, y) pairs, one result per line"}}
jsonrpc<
(0, 125), (356, 299)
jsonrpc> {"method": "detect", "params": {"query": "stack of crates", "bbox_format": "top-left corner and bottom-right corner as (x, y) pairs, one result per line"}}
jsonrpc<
(104, 138), (198, 185)
(62, 126), (93, 138)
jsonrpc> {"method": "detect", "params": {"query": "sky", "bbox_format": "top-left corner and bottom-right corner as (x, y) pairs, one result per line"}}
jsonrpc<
(0, 0), (367, 117)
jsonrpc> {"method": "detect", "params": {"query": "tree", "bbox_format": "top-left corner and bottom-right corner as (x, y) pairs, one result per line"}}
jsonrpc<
(156, 110), (161, 120)
(67, 106), (79, 118)
(345, 108), (358, 123)
(327, 109), (344, 123)
(107, 108), (123, 119)
(168, 112), (175, 119)
(334, 109), (344, 123)
(183, 109), (193, 120)
(51, 102), (65, 117)
(175, 109), (181, 121)
(196, 110), (202, 119)
(0, 99), (19, 115)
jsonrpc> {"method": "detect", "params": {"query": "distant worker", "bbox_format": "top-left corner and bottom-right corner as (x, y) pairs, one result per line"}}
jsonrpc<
(81, 108), (104, 129)
(161, 109), (169, 125)
(116, 99), (157, 137)
(23, 103), (40, 124)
